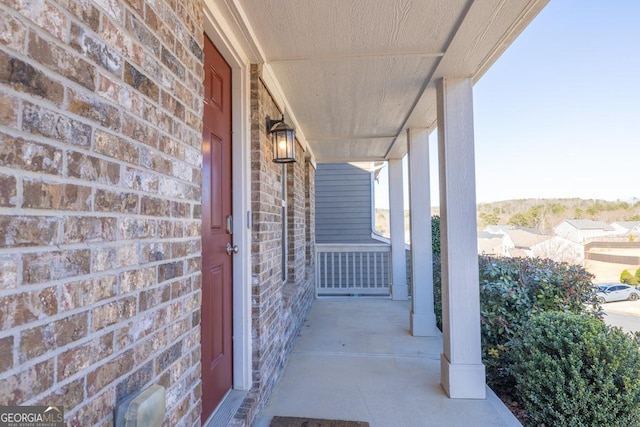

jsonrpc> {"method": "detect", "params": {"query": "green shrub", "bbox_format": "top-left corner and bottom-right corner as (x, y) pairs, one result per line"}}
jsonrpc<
(621, 269), (639, 285)
(431, 216), (440, 257)
(510, 311), (640, 427)
(479, 257), (599, 390)
(432, 253), (600, 390)
(636, 267), (640, 282)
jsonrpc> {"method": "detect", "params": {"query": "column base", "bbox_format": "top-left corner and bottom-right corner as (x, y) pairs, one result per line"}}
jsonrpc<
(440, 353), (486, 399)
(391, 284), (408, 301)
(410, 311), (440, 337)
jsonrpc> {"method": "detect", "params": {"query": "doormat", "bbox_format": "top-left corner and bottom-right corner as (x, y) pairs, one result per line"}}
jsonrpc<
(269, 416), (370, 427)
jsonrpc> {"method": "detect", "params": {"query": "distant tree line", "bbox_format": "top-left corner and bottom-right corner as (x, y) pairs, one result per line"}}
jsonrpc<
(477, 198), (640, 230)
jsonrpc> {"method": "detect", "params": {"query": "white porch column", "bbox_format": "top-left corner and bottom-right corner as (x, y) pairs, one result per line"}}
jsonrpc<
(407, 128), (439, 336)
(388, 159), (408, 300)
(436, 78), (486, 399)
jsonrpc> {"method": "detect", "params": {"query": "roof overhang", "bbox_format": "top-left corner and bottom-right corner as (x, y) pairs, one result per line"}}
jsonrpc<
(205, 0), (549, 163)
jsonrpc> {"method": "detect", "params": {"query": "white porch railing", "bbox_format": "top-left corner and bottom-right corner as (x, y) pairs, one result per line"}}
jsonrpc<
(315, 244), (391, 296)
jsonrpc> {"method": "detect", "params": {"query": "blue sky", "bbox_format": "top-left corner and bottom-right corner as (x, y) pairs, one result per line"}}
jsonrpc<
(376, 1), (640, 208)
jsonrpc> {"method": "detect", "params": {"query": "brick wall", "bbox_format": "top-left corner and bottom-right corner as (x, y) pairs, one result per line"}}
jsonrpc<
(305, 158), (316, 271)
(286, 143), (306, 284)
(0, 0), (204, 426)
(237, 64), (315, 425)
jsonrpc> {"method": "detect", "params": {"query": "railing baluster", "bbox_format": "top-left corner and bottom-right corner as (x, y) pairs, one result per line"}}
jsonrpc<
(314, 244), (391, 296)
(373, 252), (378, 289)
(380, 252), (385, 289)
(359, 252), (363, 288)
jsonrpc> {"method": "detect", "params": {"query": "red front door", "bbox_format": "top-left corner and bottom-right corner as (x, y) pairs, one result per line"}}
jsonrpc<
(201, 34), (233, 422)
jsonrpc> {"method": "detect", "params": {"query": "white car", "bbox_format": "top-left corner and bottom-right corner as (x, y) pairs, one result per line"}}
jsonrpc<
(595, 284), (639, 303)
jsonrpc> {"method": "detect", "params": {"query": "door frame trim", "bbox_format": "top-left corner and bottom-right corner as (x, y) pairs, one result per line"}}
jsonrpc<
(203, 5), (252, 392)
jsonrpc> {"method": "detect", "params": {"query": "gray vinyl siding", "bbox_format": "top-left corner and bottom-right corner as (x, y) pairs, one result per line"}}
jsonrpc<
(315, 163), (379, 243)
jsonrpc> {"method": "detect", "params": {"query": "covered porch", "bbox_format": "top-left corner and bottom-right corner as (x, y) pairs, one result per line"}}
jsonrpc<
(253, 299), (519, 427)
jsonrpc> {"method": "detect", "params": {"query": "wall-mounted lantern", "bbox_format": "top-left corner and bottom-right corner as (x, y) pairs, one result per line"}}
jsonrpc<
(267, 114), (296, 163)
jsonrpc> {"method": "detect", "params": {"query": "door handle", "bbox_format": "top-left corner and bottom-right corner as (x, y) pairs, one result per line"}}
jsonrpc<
(226, 243), (239, 255)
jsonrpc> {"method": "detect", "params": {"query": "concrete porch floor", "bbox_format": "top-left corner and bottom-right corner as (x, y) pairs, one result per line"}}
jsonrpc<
(253, 298), (521, 427)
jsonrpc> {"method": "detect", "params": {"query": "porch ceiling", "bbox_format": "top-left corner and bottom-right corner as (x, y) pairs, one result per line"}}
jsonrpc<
(213, 0), (548, 162)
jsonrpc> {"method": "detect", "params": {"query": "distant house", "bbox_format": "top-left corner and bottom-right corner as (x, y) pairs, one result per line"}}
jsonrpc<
(483, 225), (516, 234)
(477, 231), (511, 256)
(611, 221), (640, 236)
(531, 235), (584, 265)
(554, 219), (617, 243)
(479, 226), (582, 264)
(504, 228), (552, 258)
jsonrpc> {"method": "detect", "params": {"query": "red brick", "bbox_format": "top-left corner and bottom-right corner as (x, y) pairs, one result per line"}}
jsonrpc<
(33, 378), (84, 409)
(70, 22), (123, 75)
(22, 102), (92, 147)
(12, 0), (68, 41)
(99, 17), (143, 66)
(0, 173), (17, 207)
(0, 216), (57, 247)
(91, 297), (137, 332)
(140, 195), (169, 217)
(66, 388), (115, 427)
(57, 332), (114, 381)
(185, 221), (200, 238)
(123, 0), (143, 15)
(117, 244), (139, 268)
(0, 359), (54, 405)
(20, 323), (56, 362)
(120, 266), (156, 293)
(115, 361), (153, 405)
(168, 317), (191, 342)
(98, 75), (143, 116)
(57, 0), (101, 32)
(55, 312), (89, 347)
(67, 151), (120, 184)
(0, 287), (58, 329)
(0, 8), (27, 52)
(141, 101), (173, 133)
(95, 129), (138, 164)
(91, 246), (117, 273)
(63, 216), (117, 244)
(0, 335), (14, 373)
(158, 220), (184, 238)
(0, 256), (19, 290)
(139, 146), (173, 174)
(161, 45), (186, 79)
(0, 51), (64, 105)
(123, 113), (158, 147)
(186, 257), (201, 275)
(95, 189), (139, 213)
(140, 242), (170, 263)
(62, 275), (117, 311)
(0, 132), (63, 174)
(23, 179), (92, 211)
(158, 135), (184, 159)
(23, 249), (90, 284)
(28, 31), (95, 90)
(86, 349), (134, 396)
(171, 200), (191, 218)
(158, 261), (184, 283)
(93, 0), (123, 21)
(139, 284), (170, 311)
(0, 91), (18, 128)
(125, 11), (160, 55)
(123, 167), (159, 193)
(67, 88), (121, 130)
(124, 62), (159, 101)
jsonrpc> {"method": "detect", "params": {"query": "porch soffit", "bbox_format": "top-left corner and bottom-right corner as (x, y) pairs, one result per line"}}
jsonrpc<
(214, 0), (549, 163)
